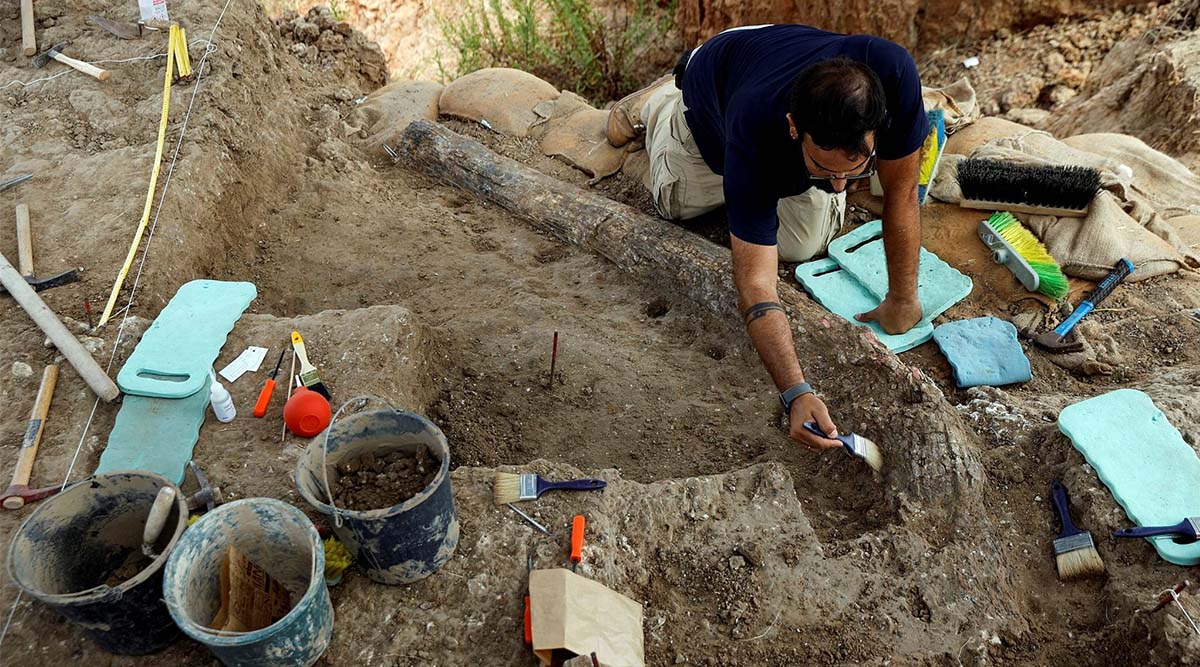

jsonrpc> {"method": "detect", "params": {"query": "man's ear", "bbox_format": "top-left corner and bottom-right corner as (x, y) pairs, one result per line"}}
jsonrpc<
(786, 113), (799, 141)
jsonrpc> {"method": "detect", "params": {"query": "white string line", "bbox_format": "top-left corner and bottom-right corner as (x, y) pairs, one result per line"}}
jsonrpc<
(0, 1), (234, 655)
(1165, 589), (1200, 637)
(0, 40), (214, 91)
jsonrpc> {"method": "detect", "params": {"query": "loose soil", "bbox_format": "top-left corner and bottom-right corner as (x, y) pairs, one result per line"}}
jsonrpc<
(332, 447), (439, 511)
(0, 1), (1198, 666)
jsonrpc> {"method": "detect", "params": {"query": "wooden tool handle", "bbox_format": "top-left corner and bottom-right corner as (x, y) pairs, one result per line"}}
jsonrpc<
(0, 251), (119, 401)
(15, 203), (33, 277)
(291, 331), (312, 368)
(143, 486), (176, 545)
(4, 365), (59, 508)
(52, 51), (110, 82)
(20, 0), (35, 57)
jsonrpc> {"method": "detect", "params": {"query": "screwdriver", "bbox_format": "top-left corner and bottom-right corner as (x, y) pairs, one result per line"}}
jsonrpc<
(253, 349), (287, 418)
(570, 515), (585, 572)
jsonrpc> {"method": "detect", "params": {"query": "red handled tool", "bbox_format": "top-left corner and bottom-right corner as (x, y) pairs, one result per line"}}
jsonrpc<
(570, 515), (585, 572)
(253, 349), (287, 418)
(523, 554), (533, 645)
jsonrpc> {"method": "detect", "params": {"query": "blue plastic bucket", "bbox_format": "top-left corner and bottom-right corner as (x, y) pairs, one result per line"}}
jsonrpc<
(162, 498), (332, 666)
(6, 471), (188, 655)
(294, 408), (459, 584)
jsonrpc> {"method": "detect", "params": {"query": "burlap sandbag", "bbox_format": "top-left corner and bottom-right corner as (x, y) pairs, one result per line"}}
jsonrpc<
(931, 123), (1200, 281)
(439, 68), (559, 138)
(921, 77), (979, 135)
(531, 91), (628, 182)
(348, 80), (443, 153)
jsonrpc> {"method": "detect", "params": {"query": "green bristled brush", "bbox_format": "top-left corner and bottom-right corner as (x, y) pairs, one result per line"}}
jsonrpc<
(977, 212), (1069, 300)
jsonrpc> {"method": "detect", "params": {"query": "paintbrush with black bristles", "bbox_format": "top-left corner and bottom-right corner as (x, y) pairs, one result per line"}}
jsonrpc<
(1050, 479), (1106, 580)
(493, 472), (606, 505)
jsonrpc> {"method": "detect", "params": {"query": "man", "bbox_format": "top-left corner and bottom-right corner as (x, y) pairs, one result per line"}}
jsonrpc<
(607, 24), (926, 453)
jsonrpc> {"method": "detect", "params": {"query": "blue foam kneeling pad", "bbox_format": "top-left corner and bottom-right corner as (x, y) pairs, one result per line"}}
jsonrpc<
(1059, 389), (1200, 566)
(96, 375), (212, 484)
(117, 280), (257, 398)
(932, 317), (1031, 388)
(794, 258), (934, 353)
(828, 220), (973, 324)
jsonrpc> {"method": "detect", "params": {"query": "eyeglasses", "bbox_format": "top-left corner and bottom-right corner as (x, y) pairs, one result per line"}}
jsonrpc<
(803, 147), (877, 183)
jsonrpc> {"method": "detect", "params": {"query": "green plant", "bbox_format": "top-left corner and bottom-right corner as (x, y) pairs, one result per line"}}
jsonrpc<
(329, 0), (347, 22)
(439, 0), (671, 104)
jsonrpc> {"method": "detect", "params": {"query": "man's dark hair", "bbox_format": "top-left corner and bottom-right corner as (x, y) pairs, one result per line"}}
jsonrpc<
(789, 57), (887, 157)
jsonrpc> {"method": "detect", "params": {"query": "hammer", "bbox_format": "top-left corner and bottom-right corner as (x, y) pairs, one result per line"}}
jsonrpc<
(32, 41), (110, 82)
(1033, 259), (1134, 354)
(0, 203), (80, 295)
(185, 460), (221, 512)
(2, 365), (62, 510)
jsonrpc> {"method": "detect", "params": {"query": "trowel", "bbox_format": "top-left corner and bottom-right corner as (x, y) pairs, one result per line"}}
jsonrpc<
(89, 15), (167, 40)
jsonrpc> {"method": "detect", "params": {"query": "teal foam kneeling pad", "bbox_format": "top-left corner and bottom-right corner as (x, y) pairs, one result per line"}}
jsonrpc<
(1058, 389), (1200, 566)
(96, 375), (212, 484)
(794, 258), (933, 353)
(932, 317), (1031, 388)
(117, 280), (257, 398)
(828, 220), (973, 323)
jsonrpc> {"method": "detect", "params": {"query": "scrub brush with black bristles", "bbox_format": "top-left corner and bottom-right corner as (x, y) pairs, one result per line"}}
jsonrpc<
(978, 212), (1069, 300)
(958, 158), (1101, 217)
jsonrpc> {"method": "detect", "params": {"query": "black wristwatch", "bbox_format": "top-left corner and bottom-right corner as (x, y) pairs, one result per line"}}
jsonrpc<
(779, 382), (814, 412)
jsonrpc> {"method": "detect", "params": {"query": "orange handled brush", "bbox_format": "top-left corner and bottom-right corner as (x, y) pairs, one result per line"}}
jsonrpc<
(253, 349), (287, 418)
(570, 515), (585, 572)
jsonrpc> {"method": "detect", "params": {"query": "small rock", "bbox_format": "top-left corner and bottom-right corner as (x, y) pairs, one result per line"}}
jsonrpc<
(1042, 51), (1066, 72)
(466, 573), (488, 596)
(1004, 107), (1051, 127)
(334, 21), (353, 36)
(1038, 84), (1076, 108)
(729, 555), (746, 570)
(1057, 67), (1087, 90)
(11, 361), (33, 378)
(316, 31), (345, 53)
(293, 20), (320, 43)
(333, 87), (354, 102)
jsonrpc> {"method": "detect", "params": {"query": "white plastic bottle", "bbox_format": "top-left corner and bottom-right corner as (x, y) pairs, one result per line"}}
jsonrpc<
(208, 371), (236, 422)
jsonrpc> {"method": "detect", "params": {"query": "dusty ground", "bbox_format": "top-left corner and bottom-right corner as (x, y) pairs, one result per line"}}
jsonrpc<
(0, 1), (1199, 666)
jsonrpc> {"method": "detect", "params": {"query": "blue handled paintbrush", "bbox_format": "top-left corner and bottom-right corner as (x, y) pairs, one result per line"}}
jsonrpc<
(493, 472), (606, 504)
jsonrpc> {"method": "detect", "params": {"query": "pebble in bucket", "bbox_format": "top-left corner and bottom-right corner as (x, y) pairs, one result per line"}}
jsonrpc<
(162, 498), (333, 666)
(6, 471), (188, 655)
(294, 396), (459, 585)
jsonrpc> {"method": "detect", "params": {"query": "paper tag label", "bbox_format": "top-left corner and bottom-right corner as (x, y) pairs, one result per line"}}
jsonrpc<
(138, 0), (169, 22)
(219, 346), (269, 383)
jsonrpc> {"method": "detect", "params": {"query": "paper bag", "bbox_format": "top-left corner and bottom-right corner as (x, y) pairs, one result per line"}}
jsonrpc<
(530, 569), (644, 667)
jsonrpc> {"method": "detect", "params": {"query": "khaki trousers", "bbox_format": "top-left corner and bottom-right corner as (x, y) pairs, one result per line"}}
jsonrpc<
(643, 84), (845, 262)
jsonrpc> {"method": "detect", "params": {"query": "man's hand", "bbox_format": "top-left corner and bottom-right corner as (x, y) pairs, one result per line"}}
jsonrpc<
(855, 292), (922, 334)
(788, 393), (843, 452)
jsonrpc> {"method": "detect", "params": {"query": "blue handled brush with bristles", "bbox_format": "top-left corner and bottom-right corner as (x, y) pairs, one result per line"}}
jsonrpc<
(493, 472), (606, 504)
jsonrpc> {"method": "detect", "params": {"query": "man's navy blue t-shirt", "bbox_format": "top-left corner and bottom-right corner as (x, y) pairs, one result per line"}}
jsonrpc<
(681, 24), (928, 246)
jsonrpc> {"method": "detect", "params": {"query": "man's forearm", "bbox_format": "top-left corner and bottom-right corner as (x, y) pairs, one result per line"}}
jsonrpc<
(881, 190), (920, 300)
(877, 150), (923, 301)
(745, 310), (805, 391)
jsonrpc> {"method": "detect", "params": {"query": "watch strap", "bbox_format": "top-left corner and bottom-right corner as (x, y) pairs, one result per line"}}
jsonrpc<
(779, 382), (814, 411)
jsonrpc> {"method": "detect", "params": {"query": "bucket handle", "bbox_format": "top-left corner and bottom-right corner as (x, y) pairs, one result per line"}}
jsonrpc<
(318, 394), (403, 529)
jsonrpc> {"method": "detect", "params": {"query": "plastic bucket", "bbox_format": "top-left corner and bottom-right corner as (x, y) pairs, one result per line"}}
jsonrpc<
(162, 498), (332, 666)
(6, 471), (188, 655)
(294, 408), (459, 584)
